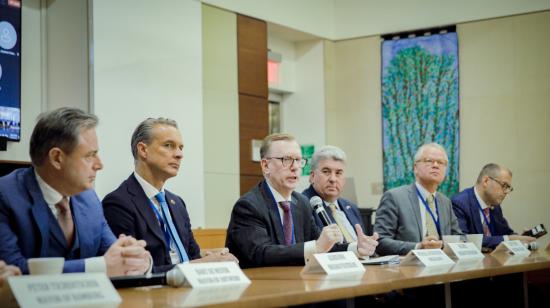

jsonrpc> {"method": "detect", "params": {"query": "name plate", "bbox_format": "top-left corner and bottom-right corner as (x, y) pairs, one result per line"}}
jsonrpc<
(401, 249), (455, 267)
(7, 273), (120, 308)
(491, 240), (531, 256)
(444, 242), (484, 260)
(176, 261), (250, 288)
(303, 251), (365, 275)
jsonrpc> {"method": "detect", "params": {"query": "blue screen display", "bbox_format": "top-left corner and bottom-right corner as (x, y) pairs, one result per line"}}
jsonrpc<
(0, 0), (21, 141)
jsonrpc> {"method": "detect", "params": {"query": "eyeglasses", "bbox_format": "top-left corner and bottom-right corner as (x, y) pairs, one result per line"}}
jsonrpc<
(265, 156), (308, 168)
(415, 158), (448, 167)
(489, 176), (514, 193)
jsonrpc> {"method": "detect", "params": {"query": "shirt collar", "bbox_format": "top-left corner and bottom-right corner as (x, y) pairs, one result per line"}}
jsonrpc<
(474, 186), (490, 210)
(134, 171), (164, 199)
(265, 180), (292, 203)
(415, 181), (437, 200)
(34, 171), (65, 205)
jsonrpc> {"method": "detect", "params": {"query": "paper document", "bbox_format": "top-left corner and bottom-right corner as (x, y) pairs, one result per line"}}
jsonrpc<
(360, 255), (400, 265)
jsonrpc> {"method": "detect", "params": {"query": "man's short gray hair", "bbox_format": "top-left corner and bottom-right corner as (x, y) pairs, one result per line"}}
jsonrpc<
(30, 108), (98, 166)
(476, 163), (512, 184)
(310, 145), (347, 171)
(131, 118), (178, 159)
(413, 142), (448, 162)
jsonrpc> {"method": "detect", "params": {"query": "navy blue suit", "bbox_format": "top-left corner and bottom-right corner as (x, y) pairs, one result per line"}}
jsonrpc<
(302, 185), (366, 238)
(103, 174), (201, 273)
(452, 187), (515, 249)
(226, 180), (348, 268)
(0, 168), (115, 274)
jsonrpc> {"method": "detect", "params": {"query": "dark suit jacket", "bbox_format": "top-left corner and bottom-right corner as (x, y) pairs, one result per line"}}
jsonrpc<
(302, 185), (366, 237)
(103, 174), (201, 273)
(0, 167), (115, 274)
(451, 187), (515, 249)
(374, 183), (463, 256)
(226, 180), (347, 268)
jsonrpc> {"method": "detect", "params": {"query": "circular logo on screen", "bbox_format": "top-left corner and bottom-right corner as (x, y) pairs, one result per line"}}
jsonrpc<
(0, 21), (17, 50)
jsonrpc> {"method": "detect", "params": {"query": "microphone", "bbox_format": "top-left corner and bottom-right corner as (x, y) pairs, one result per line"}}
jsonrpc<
(110, 266), (186, 288)
(309, 196), (332, 227)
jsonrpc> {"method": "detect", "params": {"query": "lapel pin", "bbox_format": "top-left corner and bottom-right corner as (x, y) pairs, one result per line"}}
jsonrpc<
(346, 205), (351, 210)
(170, 199), (176, 205)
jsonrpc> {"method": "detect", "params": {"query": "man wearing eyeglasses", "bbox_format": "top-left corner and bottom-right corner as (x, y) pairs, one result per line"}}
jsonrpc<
(374, 143), (463, 256)
(451, 163), (535, 249)
(226, 134), (378, 268)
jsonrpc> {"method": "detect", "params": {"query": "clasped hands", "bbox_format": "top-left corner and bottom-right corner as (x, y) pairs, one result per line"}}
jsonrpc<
(105, 234), (151, 277)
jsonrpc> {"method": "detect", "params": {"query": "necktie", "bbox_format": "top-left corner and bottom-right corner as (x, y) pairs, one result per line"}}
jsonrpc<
(155, 192), (190, 262)
(279, 201), (293, 245)
(483, 208), (492, 236)
(55, 197), (74, 246)
(328, 203), (355, 243)
(425, 194), (439, 237)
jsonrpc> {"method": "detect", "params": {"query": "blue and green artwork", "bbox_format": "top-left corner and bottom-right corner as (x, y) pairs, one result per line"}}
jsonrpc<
(381, 32), (459, 197)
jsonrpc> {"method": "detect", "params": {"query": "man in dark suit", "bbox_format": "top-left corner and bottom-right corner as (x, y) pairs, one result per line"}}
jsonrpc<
(0, 108), (150, 275)
(103, 118), (237, 272)
(374, 143), (463, 256)
(452, 163), (535, 249)
(303, 145), (378, 248)
(226, 134), (378, 268)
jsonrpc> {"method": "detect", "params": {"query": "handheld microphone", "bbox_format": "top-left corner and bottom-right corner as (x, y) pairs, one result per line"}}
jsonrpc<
(110, 266), (186, 288)
(309, 196), (332, 227)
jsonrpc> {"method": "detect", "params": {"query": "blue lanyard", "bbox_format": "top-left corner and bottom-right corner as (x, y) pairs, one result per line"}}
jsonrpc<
(476, 202), (493, 234)
(415, 186), (441, 237)
(264, 181), (295, 245)
(148, 199), (172, 252)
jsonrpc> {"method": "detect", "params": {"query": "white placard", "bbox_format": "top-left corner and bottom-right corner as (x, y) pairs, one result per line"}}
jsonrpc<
(176, 262), (250, 288)
(7, 273), (120, 308)
(491, 240), (531, 256)
(401, 249), (455, 267)
(302, 251), (365, 275)
(444, 242), (485, 260)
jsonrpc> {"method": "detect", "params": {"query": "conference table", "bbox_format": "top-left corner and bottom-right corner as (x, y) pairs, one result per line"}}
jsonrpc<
(118, 249), (550, 307)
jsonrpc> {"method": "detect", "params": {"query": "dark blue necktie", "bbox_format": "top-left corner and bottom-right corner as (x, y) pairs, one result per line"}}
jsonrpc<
(155, 192), (189, 262)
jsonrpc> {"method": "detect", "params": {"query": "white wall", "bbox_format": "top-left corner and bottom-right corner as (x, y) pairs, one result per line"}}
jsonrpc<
(203, 0), (550, 40)
(91, 0), (206, 226)
(45, 0), (89, 112)
(203, 0), (335, 39)
(202, 5), (240, 228)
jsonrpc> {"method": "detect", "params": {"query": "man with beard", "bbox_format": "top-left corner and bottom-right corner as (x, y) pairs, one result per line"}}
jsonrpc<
(452, 163), (535, 249)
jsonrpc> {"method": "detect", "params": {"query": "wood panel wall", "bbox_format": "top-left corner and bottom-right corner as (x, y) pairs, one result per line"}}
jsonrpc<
(237, 15), (268, 195)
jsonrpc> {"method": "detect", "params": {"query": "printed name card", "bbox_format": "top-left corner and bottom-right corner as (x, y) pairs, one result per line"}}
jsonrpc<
(303, 251), (365, 275)
(491, 240), (531, 256)
(176, 261), (250, 288)
(7, 273), (120, 308)
(401, 249), (455, 267)
(444, 242), (484, 260)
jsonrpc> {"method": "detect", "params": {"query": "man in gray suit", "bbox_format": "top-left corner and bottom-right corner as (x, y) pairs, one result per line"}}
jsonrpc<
(226, 133), (378, 268)
(374, 143), (463, 256)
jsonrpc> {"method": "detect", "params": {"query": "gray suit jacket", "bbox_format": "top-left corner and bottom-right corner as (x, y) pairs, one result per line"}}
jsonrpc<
(374, 183), (463, 256)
